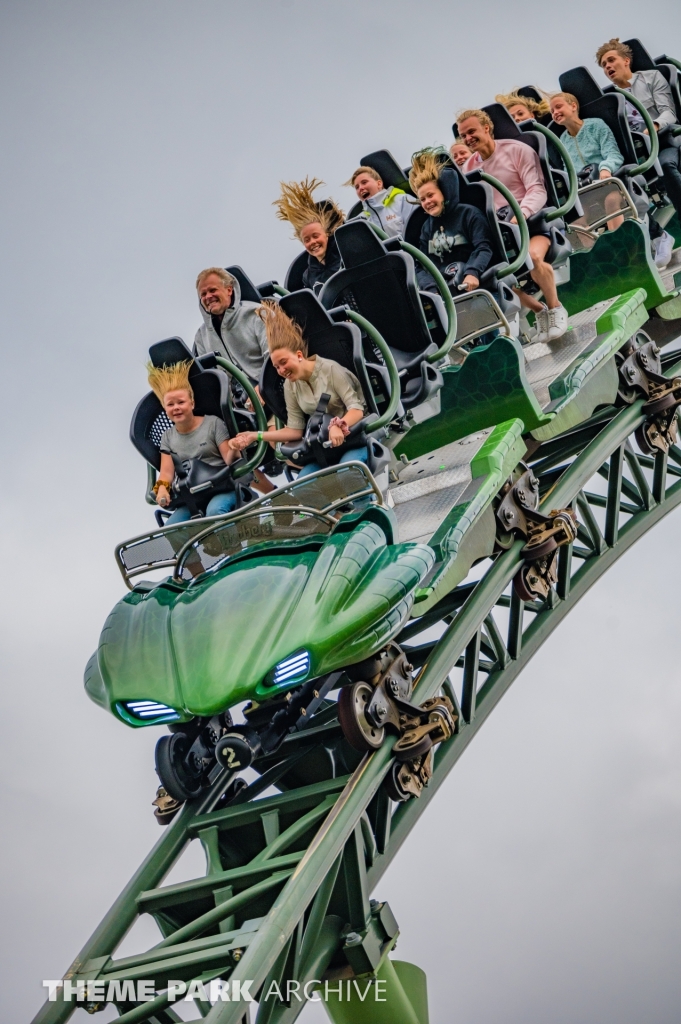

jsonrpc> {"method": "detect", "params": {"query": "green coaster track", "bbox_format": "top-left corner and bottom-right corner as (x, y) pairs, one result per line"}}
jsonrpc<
(34, 351), (681, 1024)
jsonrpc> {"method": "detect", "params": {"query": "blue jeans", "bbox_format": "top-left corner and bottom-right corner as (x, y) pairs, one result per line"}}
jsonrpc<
(296, 446), (368, 480)
(166, 491), (238, 524)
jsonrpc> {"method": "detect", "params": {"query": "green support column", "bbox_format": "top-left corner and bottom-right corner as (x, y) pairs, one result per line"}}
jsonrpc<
(322, 958), (428, 1024)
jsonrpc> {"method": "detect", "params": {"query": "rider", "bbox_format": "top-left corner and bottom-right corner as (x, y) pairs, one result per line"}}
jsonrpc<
(147, 360), (239, 523)
(273, 177), (345, 290)
(346, 165), (416, 237)
(409, 148), (494, 293)
(550, 91), (625, 234)
(596, 37), (679, 267)
(194, 268), (268, 387)
(231, 303), (367, 479)
(450, 139), (473, 167)
(495, 91), (551, 125)
(458, 108), (569, 343)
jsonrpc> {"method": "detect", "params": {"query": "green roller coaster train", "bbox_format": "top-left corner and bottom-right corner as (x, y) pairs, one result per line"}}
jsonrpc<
(32, 33), (681, 1024)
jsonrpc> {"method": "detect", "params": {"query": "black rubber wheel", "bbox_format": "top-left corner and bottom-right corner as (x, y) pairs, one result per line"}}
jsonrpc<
(338, 682), (385, 753)
(155, 732), (205, 802)
(513, 565), (537, 603)
(393, 732), (433, 762)
(643, 392), (677, 416)
(383, 763), (412, 802)
(634, 423), (657, 456)
(521, 535), (558, 560)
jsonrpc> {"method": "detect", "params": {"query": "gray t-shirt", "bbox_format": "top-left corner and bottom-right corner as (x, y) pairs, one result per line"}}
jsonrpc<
(160, 415), (230, 468)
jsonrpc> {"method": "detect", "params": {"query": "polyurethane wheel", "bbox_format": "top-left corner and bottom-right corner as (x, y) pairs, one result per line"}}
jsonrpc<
(643, 391), (677, 416)
(513, 564), (538, 603)
(338, 682), (385, 753)
(155, 732), (204, 802)
(393, 732), (433, 762)
(634, 423), (657, 456)
(521, 534), (558, 560)
(383, 762), (412, 802)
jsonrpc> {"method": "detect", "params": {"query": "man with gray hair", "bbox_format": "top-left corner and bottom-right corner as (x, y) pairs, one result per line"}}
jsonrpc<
(194, 267), (268, 384)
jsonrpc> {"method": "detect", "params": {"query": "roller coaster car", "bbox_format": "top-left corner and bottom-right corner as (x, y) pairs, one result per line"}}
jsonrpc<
(130, 336), (257, 524)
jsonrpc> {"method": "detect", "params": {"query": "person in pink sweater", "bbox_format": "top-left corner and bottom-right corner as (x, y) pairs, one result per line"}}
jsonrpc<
(458, 108), (568, 343)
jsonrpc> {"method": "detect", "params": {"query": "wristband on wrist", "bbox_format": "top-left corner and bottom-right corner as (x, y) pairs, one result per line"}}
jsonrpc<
(152, 478), (172, 495)
(257, 431), (264, 441)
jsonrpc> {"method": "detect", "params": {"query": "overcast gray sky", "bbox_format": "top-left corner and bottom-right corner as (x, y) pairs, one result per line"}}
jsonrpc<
(1, 2), (679, 1021)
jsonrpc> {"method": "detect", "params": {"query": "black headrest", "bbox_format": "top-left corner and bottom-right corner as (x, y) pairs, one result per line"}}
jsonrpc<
(518, 85), (543, 104)
(149, 337), (196, 371)
(558, 67), (604, 108)
(334, 220), (387, 268)
(359, 150), (412, 194)
(482, 103), (523, 140)
(279, 289), (336, 337)
(623, 38), (658, 73)
(226, 265), (262, 304)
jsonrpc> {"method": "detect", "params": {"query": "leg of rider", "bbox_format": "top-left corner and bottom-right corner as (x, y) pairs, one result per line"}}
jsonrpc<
(205, 492), (238, 516)
(339, 447), (368, 465)
(529, 235), (558, 309)
(296, 461), (322, 479)
(658, 144), (681, 218)
(166, 505), (192, 525)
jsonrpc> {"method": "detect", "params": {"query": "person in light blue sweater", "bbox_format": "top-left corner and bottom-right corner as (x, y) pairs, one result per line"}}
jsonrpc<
(550, 92), (624, 179)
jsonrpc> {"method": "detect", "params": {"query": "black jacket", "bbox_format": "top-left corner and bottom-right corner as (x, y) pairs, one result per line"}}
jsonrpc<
(417, 168), (494, 289)
(301, 233), (342, 290)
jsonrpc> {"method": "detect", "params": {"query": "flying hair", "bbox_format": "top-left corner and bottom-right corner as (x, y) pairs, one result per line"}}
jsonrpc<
(495, 90), (550, 117)
(147, 361), (194, 404)
(257, 302), (309, 357)
(409, 148), (449, 194)
(273, 177), (345, 239)
(596, 37), (633, 66)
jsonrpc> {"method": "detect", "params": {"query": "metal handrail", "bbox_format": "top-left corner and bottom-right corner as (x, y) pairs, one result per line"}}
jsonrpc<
(528, 120), (579, 220)
(610, 86), (660, 174)
(214, 356), (268, 477)
(343, 309), (401, 431)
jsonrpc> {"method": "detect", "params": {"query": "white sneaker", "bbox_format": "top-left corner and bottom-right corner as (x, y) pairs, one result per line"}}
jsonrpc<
(653, 230), (674, 269)
(547, 304), (569, 342)
(533, 305), (550, 343)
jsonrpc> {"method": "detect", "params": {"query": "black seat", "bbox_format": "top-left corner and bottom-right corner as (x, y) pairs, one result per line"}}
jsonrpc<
(317, 220), (444, 410)
(346, 149), (426, 247)
(131, 338), (234, 471)
(516, 86), (553, 126)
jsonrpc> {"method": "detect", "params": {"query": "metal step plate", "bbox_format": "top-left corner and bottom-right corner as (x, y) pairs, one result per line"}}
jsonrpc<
(524, 297), (619, 409)
(387, 431), (492, 544)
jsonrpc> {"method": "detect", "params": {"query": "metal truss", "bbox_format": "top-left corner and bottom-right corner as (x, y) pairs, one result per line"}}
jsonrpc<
(33, 362), (681, 1024)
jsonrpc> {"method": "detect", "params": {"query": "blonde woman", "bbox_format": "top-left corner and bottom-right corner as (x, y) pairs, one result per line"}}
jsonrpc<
(231, 304), (367, 478)
(273, 177), (345, 289)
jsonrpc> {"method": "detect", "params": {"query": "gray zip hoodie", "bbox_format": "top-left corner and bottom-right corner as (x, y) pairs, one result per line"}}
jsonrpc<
(193, 278), (268, 383)
(354, 187), (417, 237)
